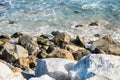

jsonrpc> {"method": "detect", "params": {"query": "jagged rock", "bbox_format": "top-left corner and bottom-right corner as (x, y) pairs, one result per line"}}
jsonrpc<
(69, 54), (120, 80)
(37, 49), (48, 59)
(1, 43), (28, 63)
(0, 35), (10, 43)
(72, 49), (91, 60)
(14, 57), (29, 68)
(35, 58), (77, 80)
(51, 31), (60, 36)
(73, 36), (85, 47)
(37, 37), (54, 46)
(19, 35), (39, 55)
(11, 32), (23, 38)
(29, 75), (55, 80)
(47, 49), (74, 60)
(0, 62), (25, 80)
(89, 22), (98, 26)
(65, 44), (86, 52)
(92, 35), (120, 55)
(54, 32), (71, 44)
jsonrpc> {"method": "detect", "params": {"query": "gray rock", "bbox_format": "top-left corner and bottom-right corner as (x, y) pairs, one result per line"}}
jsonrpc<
(69, 54), (120, 80)
(35, 58), (77, 80)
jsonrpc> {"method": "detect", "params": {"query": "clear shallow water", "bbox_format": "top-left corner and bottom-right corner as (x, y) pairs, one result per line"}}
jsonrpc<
(0, 0), (120, 37)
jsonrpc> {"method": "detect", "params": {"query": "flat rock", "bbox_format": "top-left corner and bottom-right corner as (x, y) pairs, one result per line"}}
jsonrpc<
(69, 54), (120, 80)
(35, 58), (77, 80)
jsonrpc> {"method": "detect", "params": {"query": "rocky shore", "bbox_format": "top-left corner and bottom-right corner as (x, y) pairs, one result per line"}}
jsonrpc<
(0, 30), (120, 80)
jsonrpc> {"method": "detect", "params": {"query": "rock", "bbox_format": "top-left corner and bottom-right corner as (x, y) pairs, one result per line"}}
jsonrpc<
(35, 58), (77, 80)
(29, 56), (37, 70)
(75, 24), (83, 28)
(65, 44), (86, 52)
(51, 31), (60, 36)
(0, 35), (10, 40)
(54, 32), (71, 44)
(69, 54), (120, 80)
(29, 75), (55, 80)
(89, 22), (98, 26)
(0, 62), (25, 80)
(48, 49), (74, 60)
(72, 49), (91, 61)
(37, 37), (54, 46)
(0, 41), (5, 45)
(0, 35), (10, 42)
(19, 35), (39, 55)
(14, 57), (30, 68)
(37, 49), (48, 59)
(1, 43), (28, 63)
(73, 36), (86, 47)
(11, 32), (23, 38)
(12, 67), (22, 73)
(92, 35), (120, 55)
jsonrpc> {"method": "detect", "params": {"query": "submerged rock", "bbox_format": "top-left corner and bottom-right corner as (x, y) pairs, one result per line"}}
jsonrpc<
(35, 58), (77, 80)
(69, 54), (120, 80)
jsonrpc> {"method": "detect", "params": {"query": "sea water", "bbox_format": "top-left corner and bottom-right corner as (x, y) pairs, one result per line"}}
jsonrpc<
(0, 0), (120, 39)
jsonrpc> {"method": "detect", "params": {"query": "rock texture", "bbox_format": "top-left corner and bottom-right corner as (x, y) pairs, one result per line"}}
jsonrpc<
(0, 62), (25, 80)
(29, 75), (55, 80)
(69, 54), (120, 80)
(35, 58), (77, 80)
(48, 49), (74, 60)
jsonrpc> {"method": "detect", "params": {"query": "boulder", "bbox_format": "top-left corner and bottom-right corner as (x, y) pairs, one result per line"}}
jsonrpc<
(48, 49), (74, 60)
(37, 37), (54, 46)
(0, 62), (25, 80)
(35, 58), (77, 80)
(1, 43), (28, 62)
(15, 57), (30, 68)
(29, 75), (55, 80)
(54, 32), (71, 44)
(92, 35), (120, 55)
(72, 49), (91, 61)
(73, 36), (86, 47)
(69, 54), (120, 80)
(65, 44), (86, 52)
(19, 35), (39, 55)
(11, 32), (23, 38)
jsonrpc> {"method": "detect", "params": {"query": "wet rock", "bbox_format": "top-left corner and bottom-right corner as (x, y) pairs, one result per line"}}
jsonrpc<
(19, 35), (39, 55)
(47, 49), (74, 60)
(69, 54), (120, 80)
(94, 34), (100, 37)
(51, 31), (60, 37)
(75, 24), (83, 28)
(0, 35), (10, 43)
(35, 58), (77, 80)
(1, 43), (28, 63)
(89, 22), (98, 26)
(11, 32), (23, 38)
(8, 20), (16, 24)
(73, 35), (86, 47)
(54, 32), (71, 44)
(92, 35), (120, 55)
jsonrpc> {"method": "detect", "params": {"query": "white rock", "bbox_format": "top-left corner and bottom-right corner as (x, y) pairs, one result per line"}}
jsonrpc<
(0, 62), (25, 80)
(35, 58), (77, 80)
(69, 54), (120, 80)
(29, 75), (55, 80)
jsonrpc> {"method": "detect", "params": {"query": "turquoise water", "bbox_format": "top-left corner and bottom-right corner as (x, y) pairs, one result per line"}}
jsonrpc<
(0, 0), (120, 35)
